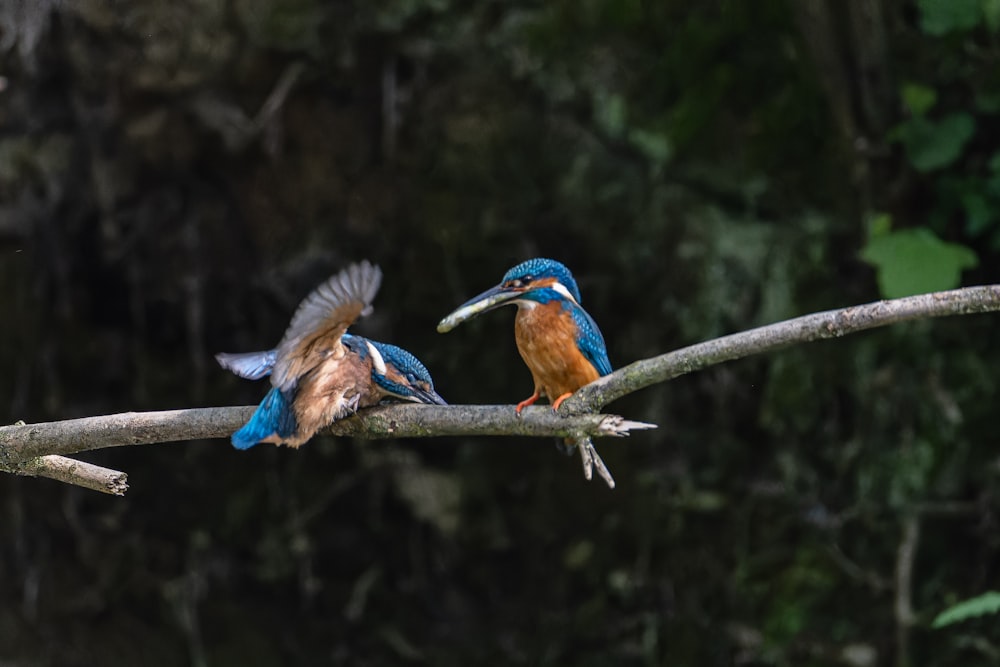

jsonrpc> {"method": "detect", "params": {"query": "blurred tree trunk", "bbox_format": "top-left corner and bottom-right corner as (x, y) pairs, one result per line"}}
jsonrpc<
(792, 0), (894, 216)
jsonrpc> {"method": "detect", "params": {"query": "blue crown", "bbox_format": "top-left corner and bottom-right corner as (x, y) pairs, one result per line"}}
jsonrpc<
(502, 258), (582, 303)
(342, 334), (437, 395)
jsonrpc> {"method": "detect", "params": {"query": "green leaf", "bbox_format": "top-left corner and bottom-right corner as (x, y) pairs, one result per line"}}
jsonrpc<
(628, 127), (672, 164)
(901, 83), (937, 116)
(860, 228), (979, 298)
(563, 540), (595, 569)
(595, 93), (627, 139)
(975, 89), (1000, 113)
(896, 113), (975, 172)
(887, 438), (936, 507)
(961, 190), (997, 235)
(679, 490), (728, 512)
(917, 0), (983, 35)
(933, 591), (1000, 628)
(985, 0), (1000, 31)
(868, 212), (893, 237)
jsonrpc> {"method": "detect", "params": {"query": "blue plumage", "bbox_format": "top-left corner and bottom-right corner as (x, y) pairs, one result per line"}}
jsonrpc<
(516, 287), (566, 306)
(437, 257), (611, 412)
(231, 386), (297, 450)
(502, 258), (583, 303)
(218, 261), (384, 449)
(568, 303), (612, 377)
(344, 334), (443, 402)
(513, 287), (611, 376)
(220, 334), (444, 405)
(498, 258), (611, 378)
(438, 257), (622, 482)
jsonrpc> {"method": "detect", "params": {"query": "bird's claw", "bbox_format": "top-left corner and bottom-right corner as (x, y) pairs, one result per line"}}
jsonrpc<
(514, 392), (540, 416)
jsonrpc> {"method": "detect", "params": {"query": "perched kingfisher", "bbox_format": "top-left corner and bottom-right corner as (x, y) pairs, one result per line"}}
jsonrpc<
(218, 261), (446, 450)
(437, 258), (612, 413)
(218, 335), (446, 409)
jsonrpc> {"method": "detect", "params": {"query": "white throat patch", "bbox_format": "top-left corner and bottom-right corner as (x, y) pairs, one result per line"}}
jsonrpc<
(551, 281), (578, 304)
(364, 340), (387, 375)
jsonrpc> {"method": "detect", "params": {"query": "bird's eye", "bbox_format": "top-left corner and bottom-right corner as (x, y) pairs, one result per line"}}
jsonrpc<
(523, 275), (533, 282)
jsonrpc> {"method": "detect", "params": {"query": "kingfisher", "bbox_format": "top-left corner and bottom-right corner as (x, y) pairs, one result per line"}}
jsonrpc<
(217, 336), (446, 409)
(437, 258), (612, 413)
(218, 261), (446, 450)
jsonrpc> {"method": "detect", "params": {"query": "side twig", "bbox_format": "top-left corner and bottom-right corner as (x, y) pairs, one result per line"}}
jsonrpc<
(895, 514), (920, 667)
(10, 455), (128, 496)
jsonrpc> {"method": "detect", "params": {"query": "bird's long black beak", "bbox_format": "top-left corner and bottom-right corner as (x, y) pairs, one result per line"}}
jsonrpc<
(414, 386), (448, 405)
(437, 285), (522, 333)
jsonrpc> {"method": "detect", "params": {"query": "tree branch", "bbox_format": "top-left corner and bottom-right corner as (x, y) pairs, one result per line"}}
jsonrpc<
(0, 405), (654, 465)
(565, 285), (1000, 412)
(2, 284), (999, 495)
(7, 455), (129, 496)
(895, 513), (920, 667)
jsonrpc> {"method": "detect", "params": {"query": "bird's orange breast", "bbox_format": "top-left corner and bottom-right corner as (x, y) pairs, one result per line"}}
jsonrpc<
(514, 302), (600, 400)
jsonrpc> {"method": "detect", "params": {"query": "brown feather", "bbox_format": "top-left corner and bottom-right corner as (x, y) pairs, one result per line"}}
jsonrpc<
(271, 261), (382, 392)
(514, 302), (600, 402)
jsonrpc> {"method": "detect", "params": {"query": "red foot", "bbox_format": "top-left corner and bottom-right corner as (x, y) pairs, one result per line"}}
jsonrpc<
(515, 391), (541, 415)
(551, 392), (574, 411)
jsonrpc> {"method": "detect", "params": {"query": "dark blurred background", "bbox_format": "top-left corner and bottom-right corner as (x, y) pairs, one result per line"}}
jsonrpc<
(2, 1), (1000, 665)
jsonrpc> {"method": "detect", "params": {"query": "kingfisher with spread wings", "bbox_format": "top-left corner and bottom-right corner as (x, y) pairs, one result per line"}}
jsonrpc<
(218, 261), (445, 450)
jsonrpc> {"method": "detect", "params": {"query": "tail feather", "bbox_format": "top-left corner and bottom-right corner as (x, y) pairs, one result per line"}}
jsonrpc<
(232, 387), (297, 450)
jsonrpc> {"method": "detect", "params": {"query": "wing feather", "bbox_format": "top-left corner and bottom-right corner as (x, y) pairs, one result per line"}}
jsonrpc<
(272, 261), (382, 391)
(570, 304), (612, 377)
(216, 349), (277, 380)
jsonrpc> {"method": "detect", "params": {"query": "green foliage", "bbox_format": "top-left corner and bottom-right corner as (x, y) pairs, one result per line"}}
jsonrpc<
(235, 0), (327, 52)
(628, 127), (673, 166)
(901, 82), (937, 116)
(886, 437), (937, 508)
(894, 112), (975, 172)
(986, 0), (1000, 30)
(961, 189), (995, 236)
(917, 0), (984, 35)
(891, 0), (1000, 263)
(593, 92), (627, 139)
(860, 222), (978, 298)
(933, 591), (1000, 628)
(4, 1), (1000, 665)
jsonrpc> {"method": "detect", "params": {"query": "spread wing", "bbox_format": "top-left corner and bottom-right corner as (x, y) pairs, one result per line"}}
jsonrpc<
(570, 304), (612, 377)
(271, 261), (382, 392)
(215, 349), (276, 380)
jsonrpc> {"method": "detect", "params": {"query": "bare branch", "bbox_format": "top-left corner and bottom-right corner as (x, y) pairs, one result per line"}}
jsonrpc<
(253, 61), (305, 130)
(0, 405), (655, 465)
(565, 285), (1000, 412)
(895, 514), (920, 667)
(2, 284), (999, 495)
(8, 455), (128, 496)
